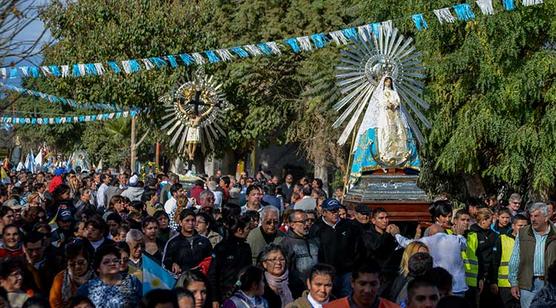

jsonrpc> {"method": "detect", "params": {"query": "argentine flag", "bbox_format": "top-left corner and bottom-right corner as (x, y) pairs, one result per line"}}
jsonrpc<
(142, 255), (177, 293)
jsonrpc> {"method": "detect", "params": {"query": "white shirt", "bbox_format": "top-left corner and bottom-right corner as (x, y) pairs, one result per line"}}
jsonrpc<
(307, 293), (327, 308)
(395, 232), (468, 293)
(96, 183), (108, 208)
(164, 197), (177, 216)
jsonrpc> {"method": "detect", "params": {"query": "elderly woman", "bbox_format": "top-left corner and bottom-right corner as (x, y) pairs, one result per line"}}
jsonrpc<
(77, 245), (142, 307)
(0, 224), (23, 258)
(49, 240), (94, 308)
(259, 244), (304, 308)
(125, 229), (144, 277)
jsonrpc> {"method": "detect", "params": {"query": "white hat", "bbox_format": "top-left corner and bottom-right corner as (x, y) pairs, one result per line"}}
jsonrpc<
(129, 175), (139, 186)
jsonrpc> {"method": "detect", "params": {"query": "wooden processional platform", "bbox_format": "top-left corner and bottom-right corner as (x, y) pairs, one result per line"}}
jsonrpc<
(342, 169), (430, 223)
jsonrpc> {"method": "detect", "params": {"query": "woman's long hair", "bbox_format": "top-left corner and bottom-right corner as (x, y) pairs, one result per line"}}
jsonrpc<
(400, 241), (428, 276)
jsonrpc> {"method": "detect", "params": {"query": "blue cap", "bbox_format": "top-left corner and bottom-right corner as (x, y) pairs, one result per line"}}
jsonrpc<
(322, 198), (341, 211)
(54, 167), (65, 176)
(56, 209), (74, 221)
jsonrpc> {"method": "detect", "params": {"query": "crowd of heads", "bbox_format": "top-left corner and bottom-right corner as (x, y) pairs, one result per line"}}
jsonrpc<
(1, 164), (556, 308)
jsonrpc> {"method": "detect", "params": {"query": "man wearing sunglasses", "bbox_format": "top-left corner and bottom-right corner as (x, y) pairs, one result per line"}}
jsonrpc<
(281, 209), (319, 282)
(246, 206), (284, 264)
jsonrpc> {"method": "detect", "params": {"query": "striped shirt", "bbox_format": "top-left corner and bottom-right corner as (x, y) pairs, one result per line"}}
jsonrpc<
(508, 228), (549, 287)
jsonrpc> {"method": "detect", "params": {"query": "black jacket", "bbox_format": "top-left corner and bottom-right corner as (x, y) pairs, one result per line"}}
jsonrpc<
(309, 218), (364, 274)
(280, 229), (319, 282)
(162, 232), (212, 271)
(469, 223), (497, 282)
(365, 224), (399, 270)
(208, 235), (252, 302)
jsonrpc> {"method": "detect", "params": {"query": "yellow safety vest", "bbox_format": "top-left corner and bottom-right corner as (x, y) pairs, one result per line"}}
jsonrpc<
(446, 229), (454, 235)
(463, 232), (479, 287)
(498, 234), (515, 288)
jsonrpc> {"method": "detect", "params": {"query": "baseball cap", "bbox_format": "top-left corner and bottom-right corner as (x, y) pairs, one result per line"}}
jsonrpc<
(56, 209), (74, 221)
(355, 204), (371, 216)
(322, 198), (341, 212)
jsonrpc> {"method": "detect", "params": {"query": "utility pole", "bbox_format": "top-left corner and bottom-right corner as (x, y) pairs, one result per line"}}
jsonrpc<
(130, 116), (136, 173)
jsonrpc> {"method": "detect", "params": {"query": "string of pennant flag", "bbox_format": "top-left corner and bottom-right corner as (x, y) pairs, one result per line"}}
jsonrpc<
(0, 82), (123, 111)
(0, 109), (140, 125)
(0, 0), (544, 80)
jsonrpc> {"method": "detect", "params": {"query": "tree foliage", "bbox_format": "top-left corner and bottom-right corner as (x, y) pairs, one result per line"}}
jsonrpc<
(13, 0), (556, 196)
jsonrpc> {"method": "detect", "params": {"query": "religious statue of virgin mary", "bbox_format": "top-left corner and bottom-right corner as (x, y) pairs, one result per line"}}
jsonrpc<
(350, 76), (420, 179)
(332, 28), (430, 185)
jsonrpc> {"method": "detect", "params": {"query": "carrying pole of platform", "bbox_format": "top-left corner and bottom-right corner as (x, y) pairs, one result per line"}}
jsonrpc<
(343, 128), (359, 198)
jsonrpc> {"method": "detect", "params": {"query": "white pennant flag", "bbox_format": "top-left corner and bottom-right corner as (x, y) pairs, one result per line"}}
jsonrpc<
(433, 8), (456, 24)
(20, 67), (29, 77)
(329, 31), (349, 45)
(94, 63), (105, 75)
(244, 45), (262, 56)
(266, 42), (282, 55)
(121, 61), (136, 74)
(297, 37), (312, 51)
(476, 0), (495, 15)
(357, 25), (370, 41)
(40, 66), (51, 76)
(522, 0), (543, 5)
(381, 20), (393, 36)
(61, 65), (70, 77)
(216, 49), (234, 61)
(78, 64), (86, 76)
(191, 53), (206, 65)
(142, 59), (155, 70)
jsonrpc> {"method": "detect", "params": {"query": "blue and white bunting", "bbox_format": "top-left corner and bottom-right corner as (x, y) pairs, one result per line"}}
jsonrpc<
(310, 33), (327, 48)
(0, 82), (128, 111)
(433, 8), (456, 24)
(216, 49), (234, 61)
(205, 50), (220, 63)
(297, 37), (313, 51)
(191, 53), (206, 65)
(230, 47), (249, 58)
(476, 0), (495, 15)
(522, 0), (543, 6)
(266, 42), (281, 55)
(285, 38), (301, 53)
(244, 45), (263, 56)
(412, 14), (428, 31)
(0, 0), (543, 80)
(503, 0), (516, 10)
(1, 108), (140, 126)
(453, 4), (476, 21)
(329, 30), (349, 45)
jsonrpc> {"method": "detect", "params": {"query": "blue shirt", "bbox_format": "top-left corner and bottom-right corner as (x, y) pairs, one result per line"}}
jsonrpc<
(508, 227), (550, 287)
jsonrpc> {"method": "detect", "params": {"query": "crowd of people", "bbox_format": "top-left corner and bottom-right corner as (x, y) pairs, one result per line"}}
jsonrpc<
(0, 166), (555, 308)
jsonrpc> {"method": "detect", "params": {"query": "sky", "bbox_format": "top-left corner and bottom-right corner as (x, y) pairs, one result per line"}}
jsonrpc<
(3, 0), (52, 83)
